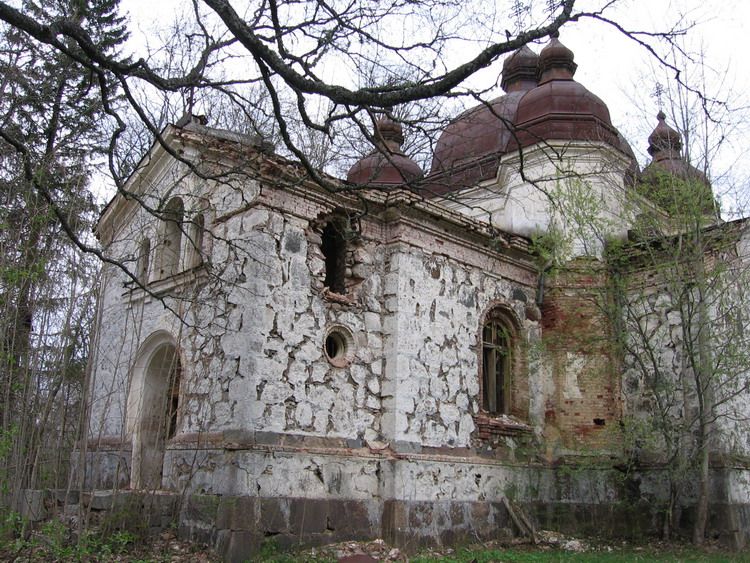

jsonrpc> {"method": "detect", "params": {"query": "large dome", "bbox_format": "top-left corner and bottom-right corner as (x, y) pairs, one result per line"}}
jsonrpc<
(509, 34), (619, 150)
(425, 46), (539, 196)
(424, 36), (633, 197)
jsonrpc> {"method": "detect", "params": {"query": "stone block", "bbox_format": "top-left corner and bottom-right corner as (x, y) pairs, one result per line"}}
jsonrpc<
(259, 498), (289, 534)
(182, 494), (220, 525)
(217, 495), (257, 530)
(408, 503), (433, 529)
(327, 500), (375, 537)
(450, 502), (467, 527)
(382, 499), (409, 545)
(219, 530), (262, 563)
(289, 498), (328, 535)
(17, 490), (47, 522)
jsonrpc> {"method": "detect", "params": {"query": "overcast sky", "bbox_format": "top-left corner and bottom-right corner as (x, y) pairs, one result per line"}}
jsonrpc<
(123, 0), (750, 212)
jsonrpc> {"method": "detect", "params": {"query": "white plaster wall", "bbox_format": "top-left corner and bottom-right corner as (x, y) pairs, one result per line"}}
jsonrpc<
(382, 245), (539, 449)
(91, 175), (387, 445)
(164, 449), (382, 499)
(441, 142), (634, 257)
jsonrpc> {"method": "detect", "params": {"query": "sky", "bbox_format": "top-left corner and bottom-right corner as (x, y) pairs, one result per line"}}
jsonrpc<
(122, 0), (750, 212)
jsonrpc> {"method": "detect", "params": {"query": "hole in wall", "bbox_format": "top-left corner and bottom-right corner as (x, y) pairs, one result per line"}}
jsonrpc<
(324, 325), (354, 368)
(593, 418), (606, 426)
(321, 221), (347, 294)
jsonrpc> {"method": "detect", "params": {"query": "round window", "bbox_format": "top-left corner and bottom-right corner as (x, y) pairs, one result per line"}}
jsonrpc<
(323, 325), (354, 367)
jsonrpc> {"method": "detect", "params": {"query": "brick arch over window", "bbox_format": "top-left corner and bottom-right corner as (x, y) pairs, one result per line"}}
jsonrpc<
(478, 304), (528, 421)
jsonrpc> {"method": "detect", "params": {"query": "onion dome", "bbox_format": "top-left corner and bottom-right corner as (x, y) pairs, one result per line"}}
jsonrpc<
(347, 117), (423, 185)
(424, 46), (539, 196)
(647, 110), (682, 157)
(509, 33), (620, 150)
(641, 112), (715, 215)
(501, 45), (540, 92)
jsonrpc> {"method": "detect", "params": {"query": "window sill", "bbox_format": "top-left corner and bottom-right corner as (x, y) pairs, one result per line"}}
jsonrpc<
(474, 413), (532, 439)
(321, 287), (355, 305)
(123, 264), (209, 302)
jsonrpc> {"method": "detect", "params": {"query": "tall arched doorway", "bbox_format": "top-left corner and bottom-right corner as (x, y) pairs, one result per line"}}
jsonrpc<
(128, 336), (181, 489)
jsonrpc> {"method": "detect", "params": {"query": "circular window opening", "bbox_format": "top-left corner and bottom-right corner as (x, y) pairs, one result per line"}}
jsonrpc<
(324, 325), (354, 367)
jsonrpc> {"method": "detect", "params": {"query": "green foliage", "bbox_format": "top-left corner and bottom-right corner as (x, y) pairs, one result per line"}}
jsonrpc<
(0, 510), (26, 541)
(638, 169), (716, 224)
(531, 228), (567, 271)
(0, 0), (125, 502)
(0, 518), (152, 562)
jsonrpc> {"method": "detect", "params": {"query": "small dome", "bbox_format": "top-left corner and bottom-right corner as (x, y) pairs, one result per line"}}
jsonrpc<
(537, 32), (577, 84)
(501, 45), (540, 92)
(347, 117), (423, 185)
(647, 110), (682, 156)
(424, 46), (539, 196)
(510, 34), (619, 150)
(641, 112), (715, 215)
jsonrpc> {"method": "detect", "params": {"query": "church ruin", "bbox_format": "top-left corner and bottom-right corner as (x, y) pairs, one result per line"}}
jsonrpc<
(83, 35), (750, 560)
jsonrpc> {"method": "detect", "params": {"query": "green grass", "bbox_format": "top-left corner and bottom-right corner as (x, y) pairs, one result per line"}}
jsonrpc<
(410, 546), (750, 563)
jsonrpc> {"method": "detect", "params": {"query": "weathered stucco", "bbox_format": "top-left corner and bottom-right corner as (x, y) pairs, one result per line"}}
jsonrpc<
(82, 122), (750, 561)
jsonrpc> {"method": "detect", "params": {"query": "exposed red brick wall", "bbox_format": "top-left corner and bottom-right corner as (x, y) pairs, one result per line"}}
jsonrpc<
(540, 259), (621, 451)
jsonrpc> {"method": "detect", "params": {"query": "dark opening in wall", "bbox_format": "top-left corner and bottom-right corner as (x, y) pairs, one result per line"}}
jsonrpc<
(323, 325), (354, 368)
(321, 221), (347, 294)
(166, 356), (182, 439)
(325, 332), (346, 361)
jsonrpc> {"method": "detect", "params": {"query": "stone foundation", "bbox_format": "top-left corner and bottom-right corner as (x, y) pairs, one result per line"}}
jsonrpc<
(22, 480), (749, 562)
(72, 443), (750, 560)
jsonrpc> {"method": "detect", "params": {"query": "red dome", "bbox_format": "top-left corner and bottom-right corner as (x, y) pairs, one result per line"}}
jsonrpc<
(347, 118), (423, 185)
(424, 46), (539, 196)
(647, 110), (682, 156)
(641, 112), (714, 214)
(510, 35), (620, 150)
(511, 81), (618, 147)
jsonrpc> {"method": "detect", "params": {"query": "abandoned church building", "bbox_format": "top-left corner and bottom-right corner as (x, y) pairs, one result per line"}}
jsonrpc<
(84, 35), (750, 559)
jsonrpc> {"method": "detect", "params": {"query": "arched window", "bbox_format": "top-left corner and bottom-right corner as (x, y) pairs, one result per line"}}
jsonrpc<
(482, 317), (512, 414)
(186, 212), (205, 269)
(480, 307), (524, 417)
(136, 237), (151, 283)
(321, 219), (347, 294)
(158, 197), (184, 278)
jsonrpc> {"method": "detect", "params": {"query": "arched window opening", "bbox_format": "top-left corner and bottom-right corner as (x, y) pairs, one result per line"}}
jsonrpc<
(186, 212), (205, 269)
(321, 220), (347, 294)
(482, 314), (513, 415)
(136, 237), (151, 283)
(159, 197), (184, 278)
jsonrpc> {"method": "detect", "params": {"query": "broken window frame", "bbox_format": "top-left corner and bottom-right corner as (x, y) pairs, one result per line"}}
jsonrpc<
(136, 236), (151, 284)
(185, 211), (206, 270)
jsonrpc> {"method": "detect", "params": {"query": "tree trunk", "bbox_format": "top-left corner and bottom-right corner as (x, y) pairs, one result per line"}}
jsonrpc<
(693, 422), (710, 544)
